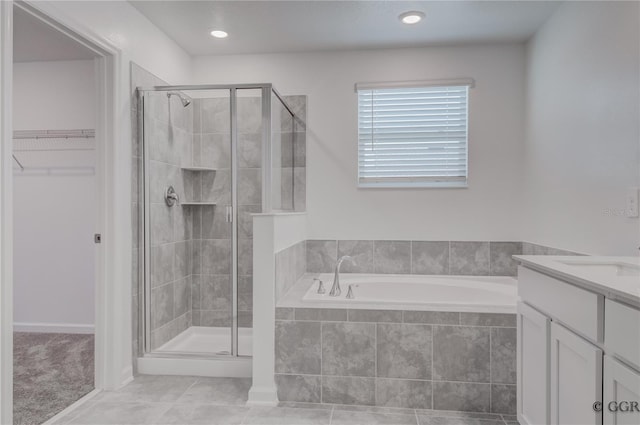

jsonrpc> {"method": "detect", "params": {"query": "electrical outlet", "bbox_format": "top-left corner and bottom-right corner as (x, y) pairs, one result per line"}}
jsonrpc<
(627, 187), (639, 218)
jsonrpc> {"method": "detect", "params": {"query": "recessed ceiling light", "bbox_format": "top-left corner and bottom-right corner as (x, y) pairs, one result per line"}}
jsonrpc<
(399, 11), (425, 25)
(210, 30), (228, 39)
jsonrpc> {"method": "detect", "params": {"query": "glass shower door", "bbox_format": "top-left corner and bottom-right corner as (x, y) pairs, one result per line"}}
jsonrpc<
(143, 88), (234, 356)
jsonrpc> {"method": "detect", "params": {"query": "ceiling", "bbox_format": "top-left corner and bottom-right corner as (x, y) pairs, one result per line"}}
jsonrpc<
(130, 0), (561, 56)
(13, 6), (97, 63)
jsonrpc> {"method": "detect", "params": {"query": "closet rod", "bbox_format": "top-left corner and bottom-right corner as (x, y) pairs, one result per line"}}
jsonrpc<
(13, 129), (95, 140)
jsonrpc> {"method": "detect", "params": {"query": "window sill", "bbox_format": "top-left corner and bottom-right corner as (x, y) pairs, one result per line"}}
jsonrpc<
(357, 181), (468, 189)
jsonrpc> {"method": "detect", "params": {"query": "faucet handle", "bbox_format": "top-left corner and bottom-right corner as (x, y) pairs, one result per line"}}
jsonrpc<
(346, 284), (355, 299)
(314, 278), (325, 294)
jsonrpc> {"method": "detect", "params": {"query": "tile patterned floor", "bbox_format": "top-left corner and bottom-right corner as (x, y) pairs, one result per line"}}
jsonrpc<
(53, 376), (519, 425)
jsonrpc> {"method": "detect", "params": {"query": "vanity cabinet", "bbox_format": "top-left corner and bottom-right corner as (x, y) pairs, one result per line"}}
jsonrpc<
(603, 355), (640, 425)
(550, 322), (602, 425)
(517, 265), (640, 425)
(517, 301), (550, 425)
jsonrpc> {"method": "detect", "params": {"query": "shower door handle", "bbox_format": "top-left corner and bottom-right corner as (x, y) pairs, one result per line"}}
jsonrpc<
(225, 205), (233, 223)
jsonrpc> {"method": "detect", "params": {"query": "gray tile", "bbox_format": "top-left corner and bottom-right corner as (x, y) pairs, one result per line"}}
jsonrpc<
(201, 97), (231, 134)
(238, 275), (253, 311)
(432, 381), (491, 413)
(276, 307), (295, 320)
(98, 375), (197, 403)
(374, 241), (411, 274)
(377, 323), (432, 379)
(151, 244), (175, 288)
(491, 384), (516, 415)
(332, 405), (416, 415)
(411, 242), (450, 275)
(376, 378), (432, 409)
(173, 277), (191, 318)
(294, 167), (306, 212)
(200, 274), (232, 310)
(151, 284), (174, 329)
(150, 204), (173, 246)
(275, 321), (321, 374)
(238, 205), (261, 239)
(201, 206), (230, 239)
(238, 168), (262, 205)
(450, 242), (490, 276)
(417, 415), (504, 425)
(321, 376), (375, 405)
(277, 402), (334, 411)
(200, 133), (231, 169)
(348, 309), (402, 323)
(175, 377), (251, 405)
(489, 242), (522, 276)
(417, 411), (503, 420)
(403, 311), (459, 325)
(243, 406), (330, 425)
(338, 240), (374, 273)
(491, 328), (516, 384)
(322, 322), (375, 377)
(331, 410), (418, 425)
(68, 401), (172, 424)
(275, 374), (321, 403)
(294, 132), (306, 167)
(201, 239), (231, 275)
(238, 310), (253, 328)
(460, 313), (516, 328)
(202, 169), (231, 204)
(173, 206), (192, 242)
(306, 240), (337, 273)
(174, 240), (191, 279)
(199, 310), (231, 327)
(238, 238), (253, 275)
(238, 132), (262, 168)
(237, 97), (263, 134)
(295, 308), (347, 321)
(433, 326), (490, 382)
(156, 404), (248, 424)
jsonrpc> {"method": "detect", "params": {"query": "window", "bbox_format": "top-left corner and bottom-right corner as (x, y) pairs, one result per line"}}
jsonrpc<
(356, 80), (472, 188)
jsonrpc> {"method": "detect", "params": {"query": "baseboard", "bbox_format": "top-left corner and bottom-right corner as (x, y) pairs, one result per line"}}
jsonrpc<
(13, 322), (95, 334)
(247, 385), (279, 406)
(41, 388), (101, 425)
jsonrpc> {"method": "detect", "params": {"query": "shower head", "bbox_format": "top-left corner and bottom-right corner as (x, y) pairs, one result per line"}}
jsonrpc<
(167, 91), (191, 107)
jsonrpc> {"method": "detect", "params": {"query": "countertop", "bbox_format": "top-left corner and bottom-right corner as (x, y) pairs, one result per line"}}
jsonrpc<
(514, 255), (640, 308)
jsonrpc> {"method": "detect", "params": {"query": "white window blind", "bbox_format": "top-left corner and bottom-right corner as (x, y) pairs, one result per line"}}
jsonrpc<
(357, 83), (469, 188)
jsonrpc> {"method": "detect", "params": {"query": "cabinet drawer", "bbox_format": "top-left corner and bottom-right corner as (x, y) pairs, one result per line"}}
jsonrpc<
(605, 299), (640, 370)
(519, 266), (603, 342)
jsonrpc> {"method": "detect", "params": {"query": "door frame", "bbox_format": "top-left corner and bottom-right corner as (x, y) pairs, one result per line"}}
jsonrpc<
(0, 1), (127, 423)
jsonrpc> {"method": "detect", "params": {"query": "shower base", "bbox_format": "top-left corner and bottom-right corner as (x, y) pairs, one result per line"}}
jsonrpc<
(157, 326), (253, 356)
(137, 326), (253, 378)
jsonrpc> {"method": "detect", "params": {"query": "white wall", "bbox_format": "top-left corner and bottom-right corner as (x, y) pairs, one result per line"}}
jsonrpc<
(194, 44), (526, 241)
(523, 1), (640, 255)
(13, 60), (96, 331)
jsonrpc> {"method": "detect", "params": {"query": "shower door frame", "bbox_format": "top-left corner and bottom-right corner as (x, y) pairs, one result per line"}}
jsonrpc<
(137, 84), (296, 360)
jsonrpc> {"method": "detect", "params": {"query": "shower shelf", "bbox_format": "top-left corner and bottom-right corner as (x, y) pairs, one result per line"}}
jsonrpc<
(181, 166), (216, 172)
(180, 202), (217, 206)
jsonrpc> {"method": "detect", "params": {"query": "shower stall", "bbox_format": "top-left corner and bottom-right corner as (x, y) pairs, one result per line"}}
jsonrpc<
(136, 84), (303, 373)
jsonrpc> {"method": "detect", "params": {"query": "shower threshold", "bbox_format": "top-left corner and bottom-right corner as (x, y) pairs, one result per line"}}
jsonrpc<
(156, 326), (252, 356)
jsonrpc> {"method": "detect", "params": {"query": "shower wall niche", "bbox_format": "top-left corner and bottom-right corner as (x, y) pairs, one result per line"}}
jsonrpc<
(137, 84), (305, 362)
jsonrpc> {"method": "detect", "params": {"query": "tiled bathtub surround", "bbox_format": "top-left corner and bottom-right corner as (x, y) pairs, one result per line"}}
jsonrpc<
(306, 240), (524, 277)
(274, 308), (517, 414)
(275, 240), (307, 301)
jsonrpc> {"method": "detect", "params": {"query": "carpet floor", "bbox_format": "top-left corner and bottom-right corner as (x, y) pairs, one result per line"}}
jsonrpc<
(13, 332), (94, 425)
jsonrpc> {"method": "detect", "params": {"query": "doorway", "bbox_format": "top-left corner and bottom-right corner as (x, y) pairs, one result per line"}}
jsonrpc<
(11, 4), (99, 424)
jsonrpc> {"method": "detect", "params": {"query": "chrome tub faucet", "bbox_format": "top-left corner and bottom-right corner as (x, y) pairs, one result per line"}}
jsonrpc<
(329, 255), (355, 297)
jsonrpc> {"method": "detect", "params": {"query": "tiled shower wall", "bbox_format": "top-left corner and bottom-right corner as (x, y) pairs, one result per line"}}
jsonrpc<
(144, 80), (195, 350)
(274, 308), (517, 414)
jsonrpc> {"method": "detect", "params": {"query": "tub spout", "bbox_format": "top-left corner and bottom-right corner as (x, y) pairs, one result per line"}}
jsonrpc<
(329, 256), (355, 297)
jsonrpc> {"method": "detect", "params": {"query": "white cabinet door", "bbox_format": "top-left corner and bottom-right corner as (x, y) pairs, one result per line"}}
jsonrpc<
(550, 322), (603, 425)
(604, 355), (640, 425)
(518, 301), (550, 425)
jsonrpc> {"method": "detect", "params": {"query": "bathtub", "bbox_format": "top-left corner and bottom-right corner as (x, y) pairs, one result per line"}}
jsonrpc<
(299, 273), (517, 313)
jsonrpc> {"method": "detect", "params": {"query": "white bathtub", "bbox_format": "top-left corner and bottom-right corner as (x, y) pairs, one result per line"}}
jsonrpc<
(299, 273), (517, 313)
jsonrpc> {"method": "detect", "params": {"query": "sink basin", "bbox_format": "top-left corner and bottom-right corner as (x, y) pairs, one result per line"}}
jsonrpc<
(557, 260), (640, 277)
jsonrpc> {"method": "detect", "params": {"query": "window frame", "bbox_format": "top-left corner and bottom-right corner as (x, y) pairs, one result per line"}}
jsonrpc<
(355, 79), (474, 189)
